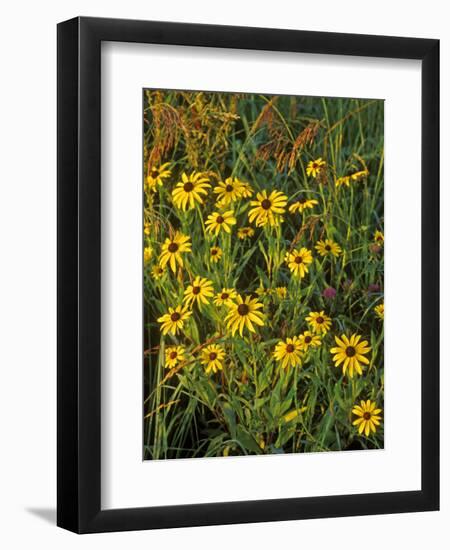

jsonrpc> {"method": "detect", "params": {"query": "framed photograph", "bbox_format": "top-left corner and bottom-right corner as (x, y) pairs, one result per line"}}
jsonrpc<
(57, 17), (439, 533)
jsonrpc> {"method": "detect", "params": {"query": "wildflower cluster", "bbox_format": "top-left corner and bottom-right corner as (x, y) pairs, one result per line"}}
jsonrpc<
(143, 91), (384, 459)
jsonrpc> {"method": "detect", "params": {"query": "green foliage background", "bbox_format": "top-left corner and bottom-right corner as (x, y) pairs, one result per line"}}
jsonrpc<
(143, 91), (384, 459)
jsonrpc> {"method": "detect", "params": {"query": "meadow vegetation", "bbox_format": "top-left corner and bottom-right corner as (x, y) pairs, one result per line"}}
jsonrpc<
(143, 91), (384, 459)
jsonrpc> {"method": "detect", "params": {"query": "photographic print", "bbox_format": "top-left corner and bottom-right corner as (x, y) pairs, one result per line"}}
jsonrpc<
(143, 90), (384, 460)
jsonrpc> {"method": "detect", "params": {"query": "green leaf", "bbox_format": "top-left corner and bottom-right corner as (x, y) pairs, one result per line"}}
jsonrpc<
(236, 426), (261, 454)
(222, 404), (237, 439)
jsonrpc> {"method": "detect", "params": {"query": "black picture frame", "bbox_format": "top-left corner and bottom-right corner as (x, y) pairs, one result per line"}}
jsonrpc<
(57, 16), (440, 534)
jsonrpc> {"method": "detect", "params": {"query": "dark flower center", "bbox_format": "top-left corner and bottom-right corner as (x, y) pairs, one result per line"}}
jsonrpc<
(312, 162), (318, 169)
(346, 346), (356, 357)
(209, 352), (217, 361)
(168, 242), (179, 253)
(216, 215), (224, 224)
(192, 286), (201, 295)
(170, 312), (181, 322)
(169, 351), (178, 360)
(151, 169), (159, 178)
(298, 198), (307, 204)
(295, 256), (303, 264)
(225, 184), (233, 192)
(304, 336), (312, 344)
(363, 412), (371, 420)
(211, 249), (218, 255)
(261, 199), (272, 210)
(325, 245), (331, 251)
(286, 344), (295, 353)
(237, 303), (249, 316)
(183, 181), (194, 192)
(316, 316), (324, 324)
(221, 293), (229, 300)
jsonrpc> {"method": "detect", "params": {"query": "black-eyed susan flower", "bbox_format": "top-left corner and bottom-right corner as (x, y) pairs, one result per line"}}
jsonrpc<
(210, 246), (222, 263)
(335, 175), (351, 188)
(213, 288), (237, 307)
(205, 210), (237, 236)
(315, 239), (342, 258)
(285, 247), (313, 278)
(255, 284), (269, 297)
(351, 168), (369, 181)
(165, 345), (186, 369)
(225, 294), (265, 336)
(237, 226), (255, 240)
(374, 230), (384, 245)
(151, 265), (165, 280)
(352, 400), (382, 436)
(283, 407), (307, 423)
(144, 246), (153, 263)
(183, 276), (214, 308)
(298, 331), (321, 351)
(172, 171), (211, 211)
(274, 286), (287, 299)
(306, 158), (325, 178)
(159, 232), (191, 273)
(374, 302), (384, 320)
(201, 343), (225, 374)
(145, 162), (171, 191)
(330, 333), (371, 377)
(157, 305), (192, 335)
(305, 311), (332, 334)
(273, 336), (303, 370)
(237, 180), (253, 198)
(214, 177), (244, 206)
(336, 169), (369, 188)
(289, 197), (319, 214)
(248, 190), (287, 227)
